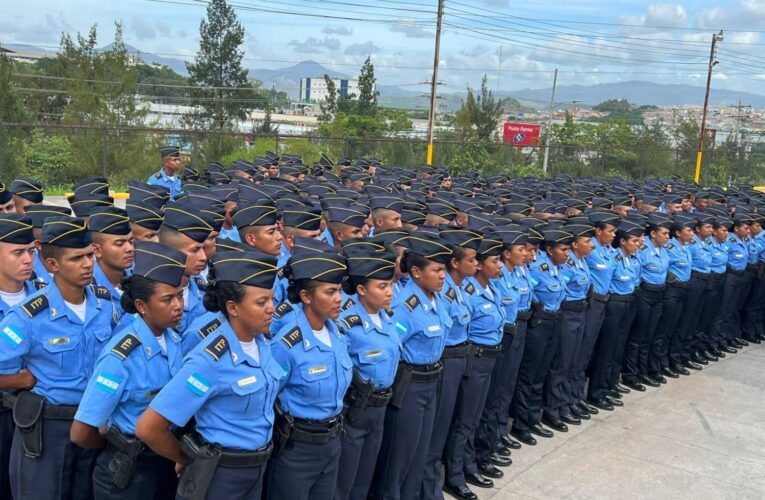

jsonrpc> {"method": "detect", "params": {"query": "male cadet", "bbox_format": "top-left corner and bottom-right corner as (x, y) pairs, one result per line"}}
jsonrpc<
(0, 216), (116, 499)
(0, 215), (38, 499)
(147, 146), (183, 200)
(8, 177), (44, 215)
(24, 204), (72, 286)
(126, 182), (168, 243)
(324, 205), (367, 253)
(0, 184), (16, 214)
(370, 195), (404, 233)
(155, 202), (214, 332)
(89, 206), (135, 320)
(233, 198), (284, 256)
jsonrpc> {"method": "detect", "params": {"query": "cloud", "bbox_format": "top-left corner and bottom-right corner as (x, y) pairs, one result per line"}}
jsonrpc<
(128, 16), (157, 40)
(345, 41), (379, 55)
(321, 26), (353, 36)
(287, 36), (340, 54)
(390, 19), (432, 38)
(0, 13), (74, 45)
(480, 0), (509, 5)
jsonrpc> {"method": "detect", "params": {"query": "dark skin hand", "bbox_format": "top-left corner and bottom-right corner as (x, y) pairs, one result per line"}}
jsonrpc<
(70, 420), (105, 449)
(0, 369), (35, 391)
(136, 407), (187, 477)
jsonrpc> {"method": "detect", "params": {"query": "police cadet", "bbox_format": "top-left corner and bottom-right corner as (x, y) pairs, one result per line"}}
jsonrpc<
(713, 216), (750, 351)
(510, 229), (570, 446)
(422, 227), (479, 500)
(137, 249), (283, 500)
(147, 146), (183, 200)
(0, 215), (39, 498)
(543, 224), (594, 431)
(742, 214), (765, 343)
(706, 218), (735, 355)
(126, 181), (168, 243)
(89, 206), (135, 320)
(24, 204), (72, 286)
(444, 232), (506, 497)
(232, 198), (284, 257)
(623, 214), (670, 389)
(267, 251), (352, 500)
(272, 203), (324, 305)
(335, 250), (400, 500)
(372, 232), (453, 500)
(71, 241), (186, 499)
(8, 176), (44, 215)
(0, 216), (116, 499)
(587, 221), (642, 410)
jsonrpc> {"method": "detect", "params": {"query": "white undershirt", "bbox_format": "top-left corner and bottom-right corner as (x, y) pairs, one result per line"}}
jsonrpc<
(485, 285), (494, 298)
(0, 288), (27, 308)
(313, 326), (332, 347)
(64, 300), (87, 322)
(156, 334), (167, 354)
(113, 288), (123, 298)
(368, 312), (382, 329)
(182, 286), (190, 308)
(240, 339), (261, 363)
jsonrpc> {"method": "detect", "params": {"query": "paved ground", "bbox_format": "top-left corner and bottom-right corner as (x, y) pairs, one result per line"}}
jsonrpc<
(477, 344), (765, 500)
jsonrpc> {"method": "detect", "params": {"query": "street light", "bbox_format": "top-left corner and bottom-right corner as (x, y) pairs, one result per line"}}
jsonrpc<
(694, 30), (724, 184)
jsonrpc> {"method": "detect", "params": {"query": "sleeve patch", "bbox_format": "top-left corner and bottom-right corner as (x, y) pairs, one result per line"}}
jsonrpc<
(540, 263), (550, 272)
(21, 294), (48, 318)
(92, 286), (111, 300)
(567, 258), (575, 267)
(0, 325), (25, 347)
(342, 314), (362, 329)
(273, 302), (293, 319)
(95, 373), (122, 394)
(204, 335), (229, 361)
(111, 334), (141, 359)
(281, 327), (303, 348)
(395, 321), (408, 335)
(198, 318), (222, 339)
(185, 373), (210, 396)
(404, 294), (420, 312)
(342, 298), (356, 311)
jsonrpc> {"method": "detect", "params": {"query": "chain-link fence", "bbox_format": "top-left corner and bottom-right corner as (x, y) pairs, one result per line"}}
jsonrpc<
(1, 122), (764, 190)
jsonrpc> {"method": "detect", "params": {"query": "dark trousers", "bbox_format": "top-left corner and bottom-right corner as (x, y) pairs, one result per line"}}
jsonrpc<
(182, 462), (265, 500)
(612, 296), (638, 388)
(421, 356), (466, 500)
(10, 418), (98, 500)
(713, 272), (745, 343)
(669, 282), (700, 366)
(0, 409), (12, 500)
(444, 354), (496, 487)
(679, 276), (711, 357)
(623, 288), (663, 382)
(475, 321), (526, 465)
(544, 308), (586, 419)
(266, 436), (342, 500)
(649, 284), (688, 374)
(700, 274), (726, 349)
(742, 270), (765, 339)
(511, 315), (559, 433)
(335, 405), (386, 500)
(588, 297), (632, 401)
(571, 299), (606, 406)
(93, 447), (176, 500)
(373, 377), (439, 500)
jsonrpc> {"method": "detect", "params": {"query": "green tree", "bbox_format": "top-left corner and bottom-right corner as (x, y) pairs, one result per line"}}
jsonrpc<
(319, 74), (337, 122)
(357, 56), (378, 116)
(451, 75), (501, 142)
(254, 104), (278, 135)
(0, 54), (28, 179)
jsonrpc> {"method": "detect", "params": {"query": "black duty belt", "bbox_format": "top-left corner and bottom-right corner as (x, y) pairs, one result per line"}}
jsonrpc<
(746, 264), (759, 273)
(727, 267), (744, 277)
(470, 343), (503, 358)
(516, 310), (532, 321)
(1, 393), (16, 410)
(562, 299), (588, 312)
(710, 271), (726, 281)
(441, 342), (469, 359)
(691, 271), (710, 281)
(367, 388), (393, 407)
(610, 292), (635, 302)
(290, 415), (344, 444)
(42, 404), (78, 420)
(591, 292), (610, 303)
(400, 361), (443, 382)
(640, 282), (666, 292)
(532, 307), (561, 320)
(667, 280), (690, 289)
(182, 433), (272, 467)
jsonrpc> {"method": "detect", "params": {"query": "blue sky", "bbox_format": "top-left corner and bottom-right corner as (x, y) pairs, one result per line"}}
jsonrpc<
(2, 0), (765, 97)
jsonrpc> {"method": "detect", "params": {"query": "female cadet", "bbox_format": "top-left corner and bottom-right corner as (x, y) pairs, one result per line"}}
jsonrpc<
(587, 221), (643, 411)
(422, 227), (479, 500)
(335, 250), (400, 500)
(702, 218), (732, 356)
(444, 232), (505, 496)
(510, 229), (570, 446)
(372, 232), (453, 500)
(71, 241), (186, 499)
(712, 216), (750, 351)
(622, 214), (670, 390)
(136, 250), (282, 500)
(266, 251), (352, 500)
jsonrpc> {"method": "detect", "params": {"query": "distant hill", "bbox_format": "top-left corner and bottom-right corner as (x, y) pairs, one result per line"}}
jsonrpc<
(508, 80), (765, 108)
(248, 60), (350, 98)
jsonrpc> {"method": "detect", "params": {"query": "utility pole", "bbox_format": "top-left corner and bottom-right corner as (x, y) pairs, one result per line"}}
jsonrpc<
(694, 30), (724, 184)
(426, 0), (444, 166)
(542, 68), (558, 174)
(496, 46), (503, 93)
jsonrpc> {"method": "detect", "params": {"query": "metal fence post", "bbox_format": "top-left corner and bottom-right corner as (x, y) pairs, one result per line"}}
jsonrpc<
(101, 126), (108, 178)
(0, 122), (5, 180)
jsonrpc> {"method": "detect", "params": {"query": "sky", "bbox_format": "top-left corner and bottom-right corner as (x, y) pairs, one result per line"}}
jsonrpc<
(2, 0), (765, 99)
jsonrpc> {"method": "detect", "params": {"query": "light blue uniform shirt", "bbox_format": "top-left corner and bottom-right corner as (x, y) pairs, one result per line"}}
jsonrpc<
(665, 237), (692, 282)
(746, 236), (759, 265)
(0, 282), (38, 377)
(441, 272), (470, 346)
(32, 249), (52, 285)
(75, 316), (183, 435)
(528, 252), (566, 312)
(0, 282), (115, 405)
(272, 305), (353, 420)
(92, 261), (126, 320)
(561, 252), (591, 301)
(147, 168), (182, 200)
(636, 236), (669, 285)
(688, 234), (712, 273)
(754, 231), (765, 262)
(390, 279), (453, 365)
(610, 249), (639, 295)
(708, 237), (728, 273)
(218, 226), (241, 243)
(492, 264), (521, 324)
(181, 311), (225, 356)
(338, 302), (401, 390)
(462, 277), (505, 346)
(151, 321), (284, 450)
(514, 265), (533, 312)
(586, 239), (615, 295)
(726, 234), (748, 271)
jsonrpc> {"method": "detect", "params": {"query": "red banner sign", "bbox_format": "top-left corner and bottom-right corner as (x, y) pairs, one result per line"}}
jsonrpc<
(503, 123), (540, 147)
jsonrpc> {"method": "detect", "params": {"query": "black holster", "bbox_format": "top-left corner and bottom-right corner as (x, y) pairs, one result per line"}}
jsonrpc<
(272, 403), (293, 457)
(177, 433), (222, 500)
(105, 426), (145, 490)
(13, 391), (45, 458)
(343, 369), (375, 423)
(389, 365), (413, 409)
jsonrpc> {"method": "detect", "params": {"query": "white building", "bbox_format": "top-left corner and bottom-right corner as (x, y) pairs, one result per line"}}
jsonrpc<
(299, 76), (362, 102)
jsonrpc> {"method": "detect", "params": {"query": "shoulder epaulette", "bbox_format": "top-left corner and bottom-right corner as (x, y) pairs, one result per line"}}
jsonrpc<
(194, 277), (207, 291)
(666, 243), (674, 250)
(689, 239), (697, 245)
(639, 243), (647, 251)
(615, 254), (623, 262)
(198, 317), (222, 339)
(154, 172), (162, 179)
(281, 326), (303, 348)
(32, 280), (47, 291)
(21, 294), (48, 318)
(92, 285), (111, 300)
(444, 287), (457, 302)
(277, 267), (285, 279)
(342, 298), (355, 311)
(540, 263), (550, 272)
(404, 293), (420, 312)
(204, 335), (229, 361)
(567, 258), (575, 267)
(273, 302), (293, 319)
(729, 237), (736, 243)
(464, 282), (476, 295)
(342, 314), (362, 330)
(111, 333), (141, 360)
